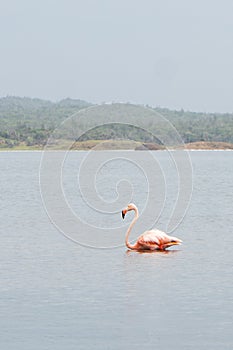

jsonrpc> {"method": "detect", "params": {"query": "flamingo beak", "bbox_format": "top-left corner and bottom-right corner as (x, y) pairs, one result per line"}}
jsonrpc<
(122, 209), (126, 219)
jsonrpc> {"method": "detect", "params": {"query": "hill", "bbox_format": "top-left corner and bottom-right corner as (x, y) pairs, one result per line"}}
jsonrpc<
(0, 96), (233, 149)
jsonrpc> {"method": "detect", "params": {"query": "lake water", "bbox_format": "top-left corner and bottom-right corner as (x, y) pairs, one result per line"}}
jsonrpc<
(0, 151), (232, 349)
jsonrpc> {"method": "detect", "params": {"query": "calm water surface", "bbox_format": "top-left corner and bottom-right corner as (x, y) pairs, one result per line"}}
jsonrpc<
(0, 151), (232, 349)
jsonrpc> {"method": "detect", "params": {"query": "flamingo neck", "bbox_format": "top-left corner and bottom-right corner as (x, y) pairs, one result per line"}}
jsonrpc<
(125, 207), (139, 250)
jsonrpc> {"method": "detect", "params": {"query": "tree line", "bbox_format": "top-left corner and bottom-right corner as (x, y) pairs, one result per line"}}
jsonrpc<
(0, 96), (233, 148)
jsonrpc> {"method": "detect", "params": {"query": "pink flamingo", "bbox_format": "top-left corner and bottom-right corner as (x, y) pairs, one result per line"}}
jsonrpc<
(122, 203), (182, 251)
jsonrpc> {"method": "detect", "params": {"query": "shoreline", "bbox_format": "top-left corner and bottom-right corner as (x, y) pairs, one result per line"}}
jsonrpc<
(1, 149), (233, 152)
(1, 141), (233, 151)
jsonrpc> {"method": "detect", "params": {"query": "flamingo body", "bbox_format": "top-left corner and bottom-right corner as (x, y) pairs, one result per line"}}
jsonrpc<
(133, 229), (182, 251)
(122, 203), (182, 251)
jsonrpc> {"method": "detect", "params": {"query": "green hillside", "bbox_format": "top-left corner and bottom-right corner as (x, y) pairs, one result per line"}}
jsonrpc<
(0, 96), (233, 149)
(0, 97), (91, 148)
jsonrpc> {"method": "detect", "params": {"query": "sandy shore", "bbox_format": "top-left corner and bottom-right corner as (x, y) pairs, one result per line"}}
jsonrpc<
(1, 140), (233, 151)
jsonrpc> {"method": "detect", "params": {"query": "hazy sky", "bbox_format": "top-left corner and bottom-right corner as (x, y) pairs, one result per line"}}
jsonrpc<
(0, 0), (233, 112)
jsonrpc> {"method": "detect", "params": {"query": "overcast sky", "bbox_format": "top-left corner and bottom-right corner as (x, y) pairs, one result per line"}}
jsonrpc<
(0, 0), (233, 112)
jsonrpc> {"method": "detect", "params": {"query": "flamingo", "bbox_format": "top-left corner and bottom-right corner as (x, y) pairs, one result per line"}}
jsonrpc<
(122, 203), (182, 251)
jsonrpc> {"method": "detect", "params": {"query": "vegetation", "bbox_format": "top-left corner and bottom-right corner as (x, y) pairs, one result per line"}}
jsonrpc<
(0, 96), (233, 149)
(0, 96), (91, 148)
(157, 108), (233, 144)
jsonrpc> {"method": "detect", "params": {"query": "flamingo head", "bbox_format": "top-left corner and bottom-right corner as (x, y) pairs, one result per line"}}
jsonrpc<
(121, 203), (137, 219)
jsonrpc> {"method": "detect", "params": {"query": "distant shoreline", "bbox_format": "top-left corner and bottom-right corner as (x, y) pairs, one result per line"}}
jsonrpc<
(1, 140), (233, 151)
